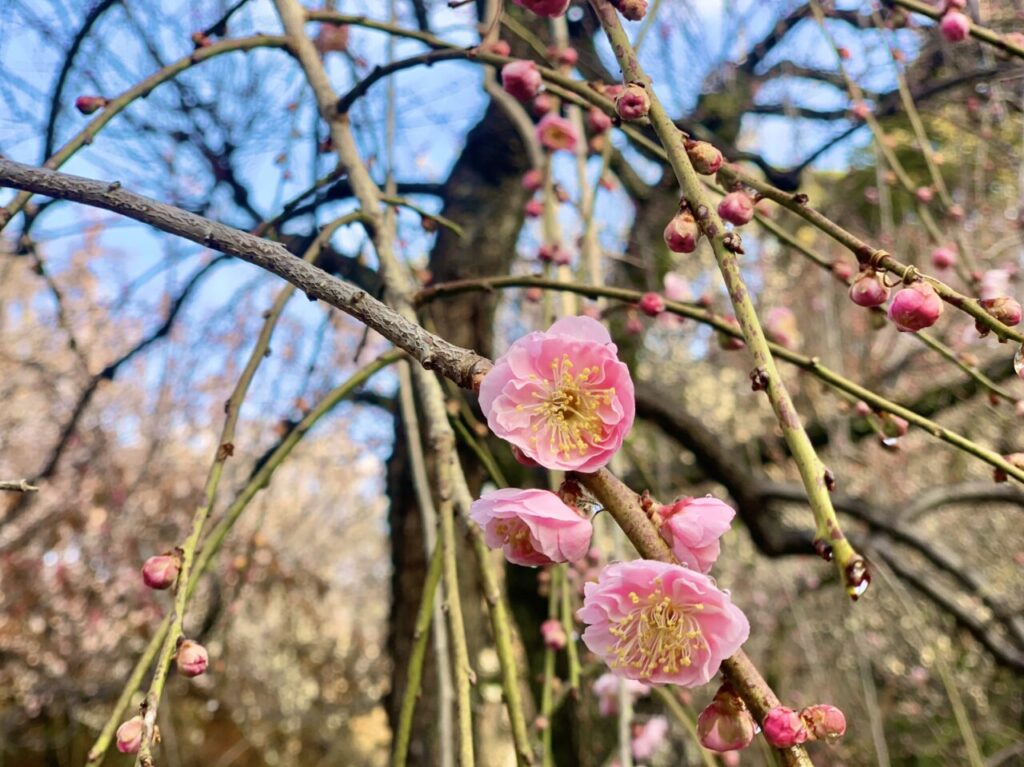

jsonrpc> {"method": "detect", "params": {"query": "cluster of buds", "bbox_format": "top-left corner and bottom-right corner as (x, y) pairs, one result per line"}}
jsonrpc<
(762, 704), (847, 748)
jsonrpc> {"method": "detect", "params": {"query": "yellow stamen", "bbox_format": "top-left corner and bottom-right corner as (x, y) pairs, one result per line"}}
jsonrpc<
(608, 581), (706, 678)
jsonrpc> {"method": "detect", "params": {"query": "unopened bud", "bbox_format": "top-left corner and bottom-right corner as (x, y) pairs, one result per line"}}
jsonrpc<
(638, 292), (665, 317)
(116, 716), (144, 754)
(75, 96), (107, 115)
(142, 553), (180, 590)
(615, 83), (650, 121)
(801, 704), (847, 743)
(176, 639), (209, 678)
(717, 191), (754, 226)
(685, 140), (723, 175)
(762, 706), (809, 748)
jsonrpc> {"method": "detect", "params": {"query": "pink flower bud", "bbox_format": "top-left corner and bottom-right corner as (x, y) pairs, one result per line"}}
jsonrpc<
(854, 400), (872, 417)
(915, 186), (934, 204)
(762, 706), (809, 748)
(501, 60), (542, 101)
(931, 246), (956, 270)
(801, 704), (847, 743)
(512, 0), (570, 17)
(541, 618), (568, 650)
(315, 23), (349, 54)
(849, 271), (890, 307)
(980, 269), (1011, 301)
(947, 203), (965, 220)
(524, 198), (543, 218)
(75, 96), (107, 115)
(536, 114), (579, 152)
(718, 191), (755, 227)
(532, 93), (553, 117)
(939, 11), (971, 43)
(888, 282), (943, 332)
(142, 553), (180, 590)
(522, 169), (543, 192)
(850, 101), (871, 121)
(482, 39), (512, 57)
(615, 84), (651, 121)
(524, 287), (543, 304)
(979, 297), (1022, 329)
(663, 211), (700, 253)
(176, 639), (209, 677)
(685, 140), (723, 175)
(538, 244), (556, 262)
(994, 453), (1024, 483)
(838, 46), (852, 60)
(663, 272), (691, 302)
(549, 46), (578, 67)
(697, 686), (756, 752)
(638, 292), (665, 317)
(625, 314), (645, 335)
(116, 716), (144, 754)
(613, 0), (649, 21)
(587, 107), (613, 135)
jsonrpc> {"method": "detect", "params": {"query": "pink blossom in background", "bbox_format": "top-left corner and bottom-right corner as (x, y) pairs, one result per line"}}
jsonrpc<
(980, 269), (1010, 301)
(541, 618), (568, 650)
(657, 496), (736, 574)
(470, 488), (592, 566)
(536, 114), (579, 152)
(593, 672), (650, 716)
(764, 306), (800, 350)
(512, 0), (571, 17)
(478, 316), (634, 472)
(663, 273), (692, 303)
(578, 560), (749, 686)
(631, 715), (670, 760)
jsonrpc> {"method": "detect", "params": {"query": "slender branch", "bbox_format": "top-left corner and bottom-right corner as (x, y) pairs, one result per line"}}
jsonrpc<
(2, 36), (289, 232)
(588, 0), (865, 596)
(885, 0), (1024, 61)
(0, 480), (38, 492)
(0, 158), (490, 389)
(86, 350), (402, 766)
(718, 164), (1024, 345)
(391, 541), (445, 767)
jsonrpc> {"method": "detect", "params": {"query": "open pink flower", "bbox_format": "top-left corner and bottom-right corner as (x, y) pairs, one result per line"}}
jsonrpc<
(578, 560), (749, 686)
(631, 715), (670, 760)
(658, 496), (736, 574)
(593, 672), (650, 716)
(470, 488), (592, 566)
(479, 316), (634, 472)
(536, 114), (579, 152)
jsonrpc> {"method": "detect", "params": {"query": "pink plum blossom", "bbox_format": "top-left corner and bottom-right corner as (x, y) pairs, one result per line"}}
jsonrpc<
(501, 60), (542, 101)
(931, 246), (956, 270)
(578, 560), (749, 686)
(593, 672), (650, 716)
(616, 84), (650, 121)
(587, 107), (613, 134)
(638, 292), (665, 317)
(513, 0), (571, 17)
(479, 316), (634, 472)
(663, 273), (692, 302)
(631, 716), (670, 760)
(657, 496), (736, 574)
(536, 114), (579, 152)
(470, 488), (593, 566)
(664, 211), (700, 253)
(762, 706), (809, 748)
(888, 282), (943, 332)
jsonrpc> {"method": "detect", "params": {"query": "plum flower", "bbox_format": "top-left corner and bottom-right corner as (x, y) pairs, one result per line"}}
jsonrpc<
(657, 496), (736, 574)
(536, 114), (579, 152)
(470, 488), (592, 566)
(593, 672), (650, 716)
(578, 560), (749, 686)
(631, 716), (670, 760)
(479, 316), (634, 472)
